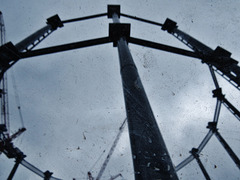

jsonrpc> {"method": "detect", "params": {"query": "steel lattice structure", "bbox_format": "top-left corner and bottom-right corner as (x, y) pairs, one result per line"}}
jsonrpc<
(0, 5), (239, 180)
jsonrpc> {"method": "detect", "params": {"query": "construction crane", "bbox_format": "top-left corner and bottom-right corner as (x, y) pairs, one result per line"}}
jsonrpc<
(0, 11), (26, 149)
(0, 11), (10, 137)
(0, 11), (63, 180)
(0, 11), (5, 46)
(95, 118), (127, 180)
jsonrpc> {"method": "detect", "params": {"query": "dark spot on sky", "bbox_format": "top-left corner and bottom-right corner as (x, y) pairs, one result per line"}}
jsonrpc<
(83, 132), (86, 140)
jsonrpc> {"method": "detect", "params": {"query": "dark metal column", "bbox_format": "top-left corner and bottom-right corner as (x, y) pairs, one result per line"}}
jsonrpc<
(109, 5), (178, 180)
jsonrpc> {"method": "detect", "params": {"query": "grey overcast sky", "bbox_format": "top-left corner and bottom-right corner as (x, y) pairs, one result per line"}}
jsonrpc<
(1, 0), (240, 179)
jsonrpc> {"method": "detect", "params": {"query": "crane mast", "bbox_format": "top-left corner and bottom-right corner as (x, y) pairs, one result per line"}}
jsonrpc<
(0, 11), (10, 136)
(0, 11), (63, 180)
(0, 12), (5, 45)
(95, 118), (127, 180)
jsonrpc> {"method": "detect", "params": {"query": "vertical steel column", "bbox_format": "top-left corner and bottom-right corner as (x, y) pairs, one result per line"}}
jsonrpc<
(109, 6), (178, 179)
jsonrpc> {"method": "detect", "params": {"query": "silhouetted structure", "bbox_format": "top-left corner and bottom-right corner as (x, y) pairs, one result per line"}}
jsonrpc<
(0, 4), (239, 180)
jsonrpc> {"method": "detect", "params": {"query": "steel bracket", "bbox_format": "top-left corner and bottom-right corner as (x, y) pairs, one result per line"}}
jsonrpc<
(109, 23), (130, 47)
(107, 5), (120, 18)
(47, 14), (63, 30)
